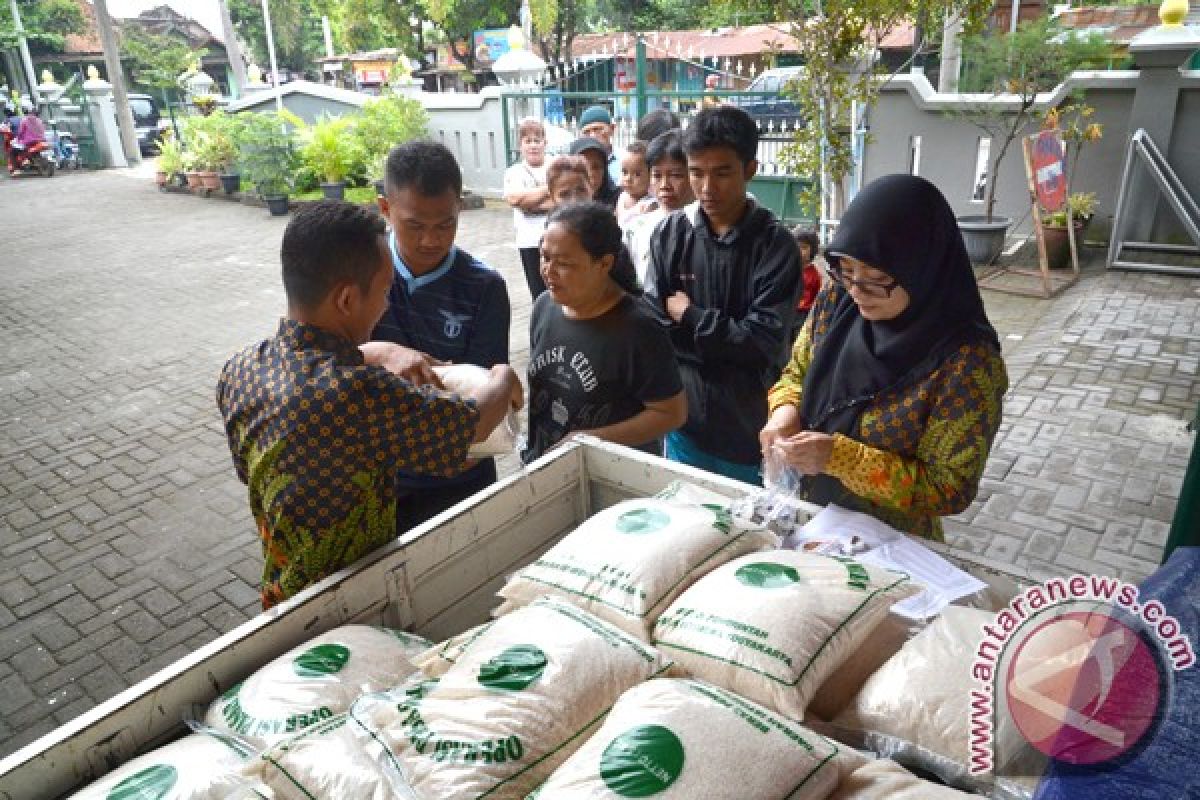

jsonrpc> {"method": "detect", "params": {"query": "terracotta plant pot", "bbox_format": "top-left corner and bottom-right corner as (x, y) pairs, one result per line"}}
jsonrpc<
(199, 171), (221, 190)
(1042, 221), (1085, 269)
(154, 170), (167, 187)
(185, 171), (202, 189)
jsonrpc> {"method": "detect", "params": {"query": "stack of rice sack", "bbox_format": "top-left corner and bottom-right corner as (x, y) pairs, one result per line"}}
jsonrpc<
(65, 493), (1034, 800)
(68, 623), (429, 800)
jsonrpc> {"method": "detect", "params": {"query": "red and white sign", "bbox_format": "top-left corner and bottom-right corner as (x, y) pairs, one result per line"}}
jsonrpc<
(1032, 130), (1067, 212)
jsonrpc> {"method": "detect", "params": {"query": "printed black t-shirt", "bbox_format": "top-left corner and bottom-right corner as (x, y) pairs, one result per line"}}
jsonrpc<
(522, 292), (682, 462)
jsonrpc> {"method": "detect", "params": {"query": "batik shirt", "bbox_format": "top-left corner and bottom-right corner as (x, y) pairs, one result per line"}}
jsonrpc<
(217, 319), (478, 608)
(768, 289), (1008, 541)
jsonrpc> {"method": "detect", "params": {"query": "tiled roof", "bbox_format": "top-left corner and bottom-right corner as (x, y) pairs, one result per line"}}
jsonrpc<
(1056, 4), (1161, 45)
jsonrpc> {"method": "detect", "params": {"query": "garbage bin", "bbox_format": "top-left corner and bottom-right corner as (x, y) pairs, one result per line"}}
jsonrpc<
(1162, 403), (1199, 561)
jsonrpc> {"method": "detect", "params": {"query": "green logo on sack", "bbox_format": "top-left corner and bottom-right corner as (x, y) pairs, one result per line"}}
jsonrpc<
(107, 764), (177, 800)
(600, 724), (685, 797)
(293, 643), (351, 677)
(616, 508), (670, 534)
(735, 562), (801, 588)
(477, 645), (548, 691)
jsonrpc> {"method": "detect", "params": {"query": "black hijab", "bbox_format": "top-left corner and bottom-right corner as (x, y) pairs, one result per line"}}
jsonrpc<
(799, 174), (999, 439)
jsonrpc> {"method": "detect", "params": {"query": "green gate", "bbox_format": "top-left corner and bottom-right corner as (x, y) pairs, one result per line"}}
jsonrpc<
(45, 83), (102, 168)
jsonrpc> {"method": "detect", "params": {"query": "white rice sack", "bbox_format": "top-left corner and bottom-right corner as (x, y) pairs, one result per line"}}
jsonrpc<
(410, 622), (494, 679)
(652, 551), (917, 720)
(497, 497), (778, 640)
(243, 712), (413, 800)
(68, 733), (252, 800)
(205, 625), (431, 749)
(433, 364), (519, 457)
(807, 611), (913, 722)
(355, 597), (673, 800)
(831, 605), (1042, 797)
(534, 678), (841, 799)
(828, 758), (979, 799)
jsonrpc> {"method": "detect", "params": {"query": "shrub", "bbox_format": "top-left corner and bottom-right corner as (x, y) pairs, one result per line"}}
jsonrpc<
(354, 95), (428, 180)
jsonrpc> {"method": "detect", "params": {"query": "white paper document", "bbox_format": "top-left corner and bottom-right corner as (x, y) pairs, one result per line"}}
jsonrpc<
(783, 504), (988, 620)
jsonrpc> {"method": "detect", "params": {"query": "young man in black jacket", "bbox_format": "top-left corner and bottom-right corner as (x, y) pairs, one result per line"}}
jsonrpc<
(643, 105), (801, 484)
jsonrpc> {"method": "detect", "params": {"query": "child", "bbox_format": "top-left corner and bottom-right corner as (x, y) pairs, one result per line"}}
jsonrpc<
(545, 155), (593, 209)
(616, 140), (656, 229)
(643, 106), (800, 485)
(625, 130), (695, 286)
(217, 201), (521, 609)
(792, 227), (821, 341)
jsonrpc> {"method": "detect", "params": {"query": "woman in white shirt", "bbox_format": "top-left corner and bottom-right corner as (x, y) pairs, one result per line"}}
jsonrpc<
(503, 117), (554, 301)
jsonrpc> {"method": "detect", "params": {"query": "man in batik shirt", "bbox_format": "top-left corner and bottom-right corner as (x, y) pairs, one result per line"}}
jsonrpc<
(217, 201), (521, 609)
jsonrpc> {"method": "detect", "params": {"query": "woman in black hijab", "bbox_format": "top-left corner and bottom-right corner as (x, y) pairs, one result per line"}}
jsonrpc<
(760, 174), (1008, 540)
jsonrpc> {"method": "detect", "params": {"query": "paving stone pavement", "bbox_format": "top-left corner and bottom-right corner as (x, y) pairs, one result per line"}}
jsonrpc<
(0, 166), (1196, 760)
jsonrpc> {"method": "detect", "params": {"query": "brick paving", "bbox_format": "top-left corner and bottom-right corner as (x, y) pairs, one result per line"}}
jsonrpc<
(0, 166), (1196, 760)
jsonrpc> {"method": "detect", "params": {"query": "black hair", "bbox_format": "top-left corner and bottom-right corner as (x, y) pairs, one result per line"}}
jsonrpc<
(545, 202), (641, 296)
(682, 105), (758, 165)
(281, 200), (387, 310)
(624, 140), (647, 158)
(645, 130), (686, 168)
(636, 109), (680, 142)
(792, 227), (819, 260)
(383, 139), (462, 197)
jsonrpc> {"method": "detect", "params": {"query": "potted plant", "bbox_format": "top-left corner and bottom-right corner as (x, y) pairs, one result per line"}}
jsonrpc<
(953, 20), (1111, 265)
(288, 112), (361, 200)
(240, 112), (298, 215)
(1041, 192), (1097, 269)
(155, 134), (183, 188)
(181, 151), (203, 190)
(206, 111), (243, 194)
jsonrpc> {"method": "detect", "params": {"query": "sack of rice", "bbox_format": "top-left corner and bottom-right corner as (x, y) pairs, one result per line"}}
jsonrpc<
(828, 758), (979, 799)
(205, 625), (431, 750)
(807, 612), (913, 722)
(354, 596), (672, 800)
(433, 364), (519, 458)
(652, 551), (917, 720)
(68, 732), (252, 800)
(496, 497), (777, 640)
(831, 606), (1043, 798)
(243, 712), (415, 800)
(534, 678), (841, 799)
(410, 622), (494, 679)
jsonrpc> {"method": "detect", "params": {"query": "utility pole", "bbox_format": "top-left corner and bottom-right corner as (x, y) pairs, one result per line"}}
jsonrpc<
(94, 0), (141, 164)
(218, 0), (248, 98)
(262, 0), (284, 112)
(8, 0), (39, 105)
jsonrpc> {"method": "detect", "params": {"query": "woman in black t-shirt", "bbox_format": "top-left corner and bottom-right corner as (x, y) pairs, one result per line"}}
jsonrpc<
(522, 202), (686, 463)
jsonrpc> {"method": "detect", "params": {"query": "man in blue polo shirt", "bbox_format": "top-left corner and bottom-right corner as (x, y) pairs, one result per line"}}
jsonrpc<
(368, 140), (512, 531)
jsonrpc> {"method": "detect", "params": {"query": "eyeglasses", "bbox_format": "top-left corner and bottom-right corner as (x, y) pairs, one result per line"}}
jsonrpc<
(823, 262), (900, 299)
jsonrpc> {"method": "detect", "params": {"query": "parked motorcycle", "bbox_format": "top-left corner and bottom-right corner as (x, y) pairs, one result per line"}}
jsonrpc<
(1, 126), (56, 177)
(47, 127), (80, 171)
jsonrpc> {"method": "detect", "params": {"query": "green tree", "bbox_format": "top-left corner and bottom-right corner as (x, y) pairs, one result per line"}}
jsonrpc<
(336, 0), (432, 70)
(955, 17), (1113, 221)
(426, 0), (521, 74)
(713, 0), (992, 221)
(227, 0), (330, 74)
(0, 0), (84, 55)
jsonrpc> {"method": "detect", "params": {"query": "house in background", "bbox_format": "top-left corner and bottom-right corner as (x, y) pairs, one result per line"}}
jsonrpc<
(33, 1), (234, 97)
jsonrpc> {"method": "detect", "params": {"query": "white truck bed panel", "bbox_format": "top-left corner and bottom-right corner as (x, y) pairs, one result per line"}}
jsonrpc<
(0, 437), (1031, 799)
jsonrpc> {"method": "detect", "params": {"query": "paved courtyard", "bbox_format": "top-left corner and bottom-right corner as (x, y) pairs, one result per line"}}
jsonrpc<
(0, 166), (1196, 760)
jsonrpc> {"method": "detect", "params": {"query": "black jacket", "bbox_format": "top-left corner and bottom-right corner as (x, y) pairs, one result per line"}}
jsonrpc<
(644, 199), (801, 464)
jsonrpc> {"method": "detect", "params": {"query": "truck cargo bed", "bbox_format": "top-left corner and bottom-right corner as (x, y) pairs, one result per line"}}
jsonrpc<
(0, 438), (1031, 799)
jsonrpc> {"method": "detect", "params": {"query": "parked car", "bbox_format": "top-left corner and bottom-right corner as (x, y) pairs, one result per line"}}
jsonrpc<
(128, 93), (167, 154)
(734, 66), (806, 130)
